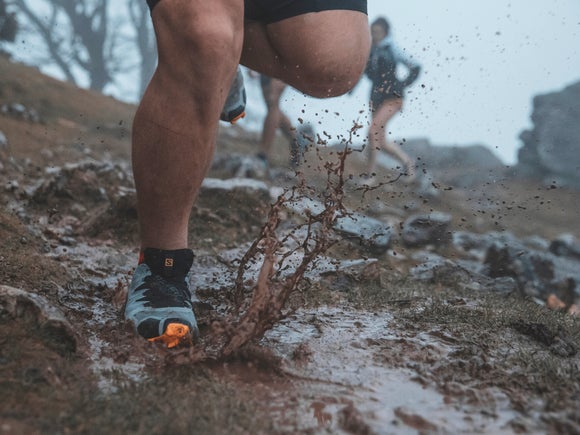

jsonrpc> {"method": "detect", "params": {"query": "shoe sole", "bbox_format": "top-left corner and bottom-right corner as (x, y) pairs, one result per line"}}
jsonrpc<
(229, 111), (245, 124)
(148, 322), (193, 349)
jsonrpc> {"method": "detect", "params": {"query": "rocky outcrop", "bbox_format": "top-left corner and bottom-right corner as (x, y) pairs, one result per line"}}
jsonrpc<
(403, 139), (507, 189)
(285, 196), (394, 254)
(402, 212), (452, 247)
(0, 285), (77, 356)
(516, 81), (580, 188)
(451, 231), (580, 304)
(1, 102), (41, 122)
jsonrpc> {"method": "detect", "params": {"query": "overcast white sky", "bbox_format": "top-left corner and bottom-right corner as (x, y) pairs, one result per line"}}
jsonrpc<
(244, 0), (580, 164)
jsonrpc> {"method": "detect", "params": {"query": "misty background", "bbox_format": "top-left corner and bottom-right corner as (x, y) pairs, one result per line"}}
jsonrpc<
(3, 0), (579, 164)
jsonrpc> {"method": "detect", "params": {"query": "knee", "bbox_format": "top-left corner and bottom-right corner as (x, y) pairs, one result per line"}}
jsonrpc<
(290, 21), (370, 98)
(297, 56), (367, 98)
(155, 7), (242, 65)
(190, 21), (239, 59)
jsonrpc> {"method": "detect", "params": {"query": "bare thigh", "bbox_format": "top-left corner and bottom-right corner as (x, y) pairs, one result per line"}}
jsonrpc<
(242, 10), (370, 97)
(371, 98), (403, 133)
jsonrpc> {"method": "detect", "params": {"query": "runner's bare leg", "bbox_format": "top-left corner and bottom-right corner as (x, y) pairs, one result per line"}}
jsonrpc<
(367, 98), (415, 178)
(132, 0), (243, 250)
(259, 79), (289, 160)
(133, 5), (369, 251)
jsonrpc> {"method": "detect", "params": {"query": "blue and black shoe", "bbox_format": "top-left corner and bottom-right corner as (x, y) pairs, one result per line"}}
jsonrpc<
(124, 248), (198, 348)
(220, 66), (246, 124)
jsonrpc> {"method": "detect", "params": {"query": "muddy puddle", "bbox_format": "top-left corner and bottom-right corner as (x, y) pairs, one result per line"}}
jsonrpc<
(11, 194), (576, 434)
(11, 162), (576, 433)
(66, 241), (523, 434)
(240, 307), (517, 434)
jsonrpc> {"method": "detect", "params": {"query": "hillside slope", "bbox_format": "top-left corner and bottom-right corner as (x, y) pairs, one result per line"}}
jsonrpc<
(1, 57), (580, 434)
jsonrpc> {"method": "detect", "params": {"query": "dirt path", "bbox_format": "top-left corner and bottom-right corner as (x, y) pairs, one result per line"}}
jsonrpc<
(1, 57), (579, 434)
(8, 232), (573, 434)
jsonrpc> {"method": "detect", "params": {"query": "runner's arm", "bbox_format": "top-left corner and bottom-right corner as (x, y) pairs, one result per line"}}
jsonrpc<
(392, 44), (421, 88)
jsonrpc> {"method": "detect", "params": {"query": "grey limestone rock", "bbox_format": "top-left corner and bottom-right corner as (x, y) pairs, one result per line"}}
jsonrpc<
(0, 285), (77, 355)
(516, 81), (580, 188)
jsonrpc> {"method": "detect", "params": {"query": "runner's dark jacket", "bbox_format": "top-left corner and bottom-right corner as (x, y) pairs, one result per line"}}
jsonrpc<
(365, 35), (420, 104)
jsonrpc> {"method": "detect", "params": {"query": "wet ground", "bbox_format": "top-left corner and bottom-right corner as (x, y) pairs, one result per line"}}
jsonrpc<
(3, 200), (579, 433)
(1, 57), (580, 434)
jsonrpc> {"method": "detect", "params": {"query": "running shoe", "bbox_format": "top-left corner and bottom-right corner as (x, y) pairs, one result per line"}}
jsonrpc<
(124, 248), (198, 348)
(220, 66), (246, 124)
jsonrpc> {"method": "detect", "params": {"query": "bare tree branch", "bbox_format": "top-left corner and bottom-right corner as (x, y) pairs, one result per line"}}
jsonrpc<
(11, 0), (78, 84)
(0, 0), (18, 42)
(9, 0), (157, 99)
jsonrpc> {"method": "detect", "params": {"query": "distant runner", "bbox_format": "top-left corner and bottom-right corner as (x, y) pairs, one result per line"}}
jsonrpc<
(254, 73), (301, 169)
(364, 16), (421, 182)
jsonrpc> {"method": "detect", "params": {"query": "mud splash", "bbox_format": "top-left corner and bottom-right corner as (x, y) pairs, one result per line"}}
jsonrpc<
(170, 141), (357, 362)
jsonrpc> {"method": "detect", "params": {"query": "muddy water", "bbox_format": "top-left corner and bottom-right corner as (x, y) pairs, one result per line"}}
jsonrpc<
(69, 242), (520, 433)
(88, 335), (145, 393)
(253, 308), (519, 434)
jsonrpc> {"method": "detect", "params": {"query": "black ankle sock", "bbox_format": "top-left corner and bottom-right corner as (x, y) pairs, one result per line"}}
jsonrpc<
(140, 248), (194, 279)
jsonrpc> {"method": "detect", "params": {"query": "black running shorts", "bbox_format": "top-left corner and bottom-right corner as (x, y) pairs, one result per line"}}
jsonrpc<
(245, 0), (367, 23)
(146, 0), (367, 23)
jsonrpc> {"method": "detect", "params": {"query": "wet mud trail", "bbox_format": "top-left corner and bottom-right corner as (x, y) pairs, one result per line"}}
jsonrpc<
(2, 146), (579, 434)
(1, 58), (580, 433)
(257, 308), (518, 434)
(69, 242), (533, 434)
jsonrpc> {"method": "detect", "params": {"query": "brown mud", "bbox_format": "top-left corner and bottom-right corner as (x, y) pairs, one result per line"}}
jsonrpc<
(1, 57), (580, 434)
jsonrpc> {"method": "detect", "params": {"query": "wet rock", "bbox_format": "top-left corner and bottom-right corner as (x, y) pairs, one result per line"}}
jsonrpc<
(402, 212), (452, 247)
(198, 177), (271, 225)
(0, 285), (77, 355)
(523, 235), (551, 251)
(483, 243), (580, 301)
(411, 252), (518, 294)
(199, 177), (271, 211)
(201, 177), (270, 197)
(454, 231), (528, 257)
(1, 102), (41, 122)
(0, 130), (7, 149)
(284, 196), (325, 216)
(516, 81), (580, 188)
(211, 243), (379, 290)
(365, 201), (406, 219)
(404, 138), (506, 189)
(333, 212), (393, 255)
(549, 234), (580, 261)
(285, 197), (393, 254)
(29, 161), (133, 218)
(411, 255), (476, 288)
(211, 153), (268, 179)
